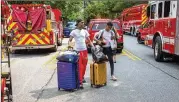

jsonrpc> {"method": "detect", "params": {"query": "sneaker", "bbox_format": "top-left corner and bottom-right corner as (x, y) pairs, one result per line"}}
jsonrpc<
(111, 75), (117, 81)
(82, 79), (86, 83)
(79, 84), (84, 89)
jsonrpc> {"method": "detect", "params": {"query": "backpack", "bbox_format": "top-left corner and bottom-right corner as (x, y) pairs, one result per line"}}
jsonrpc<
(96, 29), (114, 46)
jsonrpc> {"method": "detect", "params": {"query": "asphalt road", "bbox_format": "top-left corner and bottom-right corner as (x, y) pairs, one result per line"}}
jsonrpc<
(8, 35), (179, 102)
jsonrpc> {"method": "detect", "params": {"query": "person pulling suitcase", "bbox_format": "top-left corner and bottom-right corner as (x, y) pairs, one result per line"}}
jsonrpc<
(68, 19), (93, 89)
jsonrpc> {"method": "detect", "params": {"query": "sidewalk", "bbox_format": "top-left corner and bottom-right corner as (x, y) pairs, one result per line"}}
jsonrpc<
(1, 57), (14, 73)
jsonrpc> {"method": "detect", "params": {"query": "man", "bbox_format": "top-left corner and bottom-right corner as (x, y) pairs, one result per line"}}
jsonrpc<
(68, 19), (93, 89)
(94, 21), (117, 81)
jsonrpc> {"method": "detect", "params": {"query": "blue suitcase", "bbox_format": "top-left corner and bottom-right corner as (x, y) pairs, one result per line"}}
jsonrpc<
(57, 61), (79, 91)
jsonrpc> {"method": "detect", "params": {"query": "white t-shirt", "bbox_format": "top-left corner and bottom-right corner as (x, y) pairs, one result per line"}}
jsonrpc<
(97, 29), (115, 48)
(70, 29), (89, 51)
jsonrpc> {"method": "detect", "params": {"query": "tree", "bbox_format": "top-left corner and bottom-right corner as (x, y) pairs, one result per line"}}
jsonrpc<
(7, 1), (83, 23)
(84, 0), (148, 23)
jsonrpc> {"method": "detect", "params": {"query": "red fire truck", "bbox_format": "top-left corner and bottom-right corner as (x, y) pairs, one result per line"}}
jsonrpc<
(120, 4), (148, 36)
(8, 4), (63, 52)
(143, 1), (179, 61)
(1, 1), (13, 102)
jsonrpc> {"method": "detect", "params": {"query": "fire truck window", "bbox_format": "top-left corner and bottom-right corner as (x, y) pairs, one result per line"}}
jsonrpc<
(158, 2), (163, 18)
(151, 4), (156, 19)
(164, 1), (170, 17)
(92, 23), (106, 30)
(112, 23), (120, 30)
(46, 11), (51, 19)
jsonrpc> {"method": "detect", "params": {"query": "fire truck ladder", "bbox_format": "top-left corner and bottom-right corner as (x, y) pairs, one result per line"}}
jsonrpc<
(1, 18), (13, 102)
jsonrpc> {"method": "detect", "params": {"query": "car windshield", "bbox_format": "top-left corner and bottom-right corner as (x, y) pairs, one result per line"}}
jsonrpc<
(92, 22), (120, 30)
(66, 22), (76, 28)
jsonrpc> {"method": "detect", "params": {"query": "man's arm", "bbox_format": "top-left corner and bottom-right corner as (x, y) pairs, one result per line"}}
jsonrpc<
(68, 36), (74, 46)
(114, 28), (120, 39)
(93, 31), (102, 44)
(86, 36), (94, 47)
(84, 30), (94, 47)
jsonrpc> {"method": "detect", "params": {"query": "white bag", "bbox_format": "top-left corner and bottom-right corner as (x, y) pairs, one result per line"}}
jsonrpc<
(110, 40), (117, 50)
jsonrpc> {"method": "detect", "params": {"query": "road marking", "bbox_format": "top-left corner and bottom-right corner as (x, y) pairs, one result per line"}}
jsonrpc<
(44, 48), (142, 69)
(122, 51), (136, 61)
(43, 52), (59, 66)
(123, 49), (142, 60)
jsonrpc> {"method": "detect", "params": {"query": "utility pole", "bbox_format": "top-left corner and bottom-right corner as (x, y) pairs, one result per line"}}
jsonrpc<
(83, 0), (86, 20)
(83, 0), (86, 8)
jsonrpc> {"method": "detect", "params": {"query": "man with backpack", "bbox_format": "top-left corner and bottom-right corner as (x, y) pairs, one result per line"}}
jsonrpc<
(94, 21), (117, 81)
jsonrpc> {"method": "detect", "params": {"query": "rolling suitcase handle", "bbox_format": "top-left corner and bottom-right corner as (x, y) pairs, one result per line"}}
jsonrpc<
(91, 63), (95, 87)
(68, 46), (79, 55)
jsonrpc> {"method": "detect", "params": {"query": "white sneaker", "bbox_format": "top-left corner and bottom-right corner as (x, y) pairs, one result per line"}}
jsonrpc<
(111, 75), (117, 81)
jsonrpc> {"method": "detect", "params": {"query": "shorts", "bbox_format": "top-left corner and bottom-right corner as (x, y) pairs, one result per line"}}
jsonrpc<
(112, 49), (117, 55)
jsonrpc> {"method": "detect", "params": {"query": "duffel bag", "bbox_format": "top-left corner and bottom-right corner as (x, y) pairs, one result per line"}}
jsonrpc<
(91, 45), (108, 63)
(56, 50), (79, 63)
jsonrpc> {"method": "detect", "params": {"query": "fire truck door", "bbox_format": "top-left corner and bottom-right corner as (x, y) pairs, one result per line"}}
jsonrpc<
(175, 1), (179, 55)
(149, 4), (157, 35)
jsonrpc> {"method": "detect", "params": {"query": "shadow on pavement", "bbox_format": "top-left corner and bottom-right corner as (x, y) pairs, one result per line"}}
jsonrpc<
(30, 78), (108, 100)
(30, 86), (101, 100)
(10, 49), (57, 58)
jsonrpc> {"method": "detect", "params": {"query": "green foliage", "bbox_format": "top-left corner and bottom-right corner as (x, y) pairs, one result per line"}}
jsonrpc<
(84, 0), (148, 22)
(7, 0), (147, 24)
(44, 1), (83, 22)
(7, 1), (83, 22)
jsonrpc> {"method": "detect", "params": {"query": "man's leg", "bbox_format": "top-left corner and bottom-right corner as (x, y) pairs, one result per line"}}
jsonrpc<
(104, 47), (117, 81)
(79, 51), (83, 85)
(106, 48), (114, 76)
(82, 50), (88, 83)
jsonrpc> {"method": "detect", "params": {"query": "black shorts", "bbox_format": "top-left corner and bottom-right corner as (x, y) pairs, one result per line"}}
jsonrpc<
(112, 49), (117, 55)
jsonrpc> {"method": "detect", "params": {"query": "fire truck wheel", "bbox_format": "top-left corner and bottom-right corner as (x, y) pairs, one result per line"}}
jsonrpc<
(173, 56), (179, 62)
(137, 34), (143, 44)
(154, 36), (164, 62)
(57, 40), (62, 46)
(51, 45), (58, 52)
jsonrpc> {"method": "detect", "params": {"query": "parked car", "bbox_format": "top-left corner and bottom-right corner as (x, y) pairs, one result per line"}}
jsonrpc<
(63, 21), (76, 37)
(87, 19), (123, 53)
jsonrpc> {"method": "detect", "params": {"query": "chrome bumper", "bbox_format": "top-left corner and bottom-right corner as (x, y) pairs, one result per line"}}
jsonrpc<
(12, 45), (55, 50)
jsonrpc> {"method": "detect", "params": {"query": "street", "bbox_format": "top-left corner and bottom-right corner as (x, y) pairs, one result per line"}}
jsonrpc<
(6, 35), (179, 102)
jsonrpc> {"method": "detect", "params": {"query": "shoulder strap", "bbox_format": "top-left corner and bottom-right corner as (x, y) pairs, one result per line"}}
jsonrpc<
(98, 29), (104, 39)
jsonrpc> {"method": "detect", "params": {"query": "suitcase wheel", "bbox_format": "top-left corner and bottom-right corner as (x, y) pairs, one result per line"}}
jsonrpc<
(69, 90), (74, 92)
(104, 83), (107, 86)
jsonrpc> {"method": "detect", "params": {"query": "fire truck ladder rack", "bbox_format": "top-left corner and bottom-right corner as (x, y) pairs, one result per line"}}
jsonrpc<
(1, 19), (13, 102)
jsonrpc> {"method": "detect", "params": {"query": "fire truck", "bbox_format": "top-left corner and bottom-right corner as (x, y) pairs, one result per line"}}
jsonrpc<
(143, 1), (179, 61)
(1, 1), (13, 102)
(120, 4), (148, 36)
(8, 4), (63, 52)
